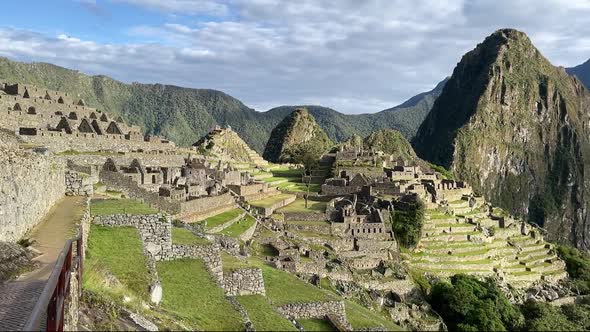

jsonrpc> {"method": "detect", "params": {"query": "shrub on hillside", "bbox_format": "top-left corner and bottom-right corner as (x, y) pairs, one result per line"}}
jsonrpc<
(521, 300), (590, 331)
(430, 274), (524, 331)
(557, 245), (590, 294)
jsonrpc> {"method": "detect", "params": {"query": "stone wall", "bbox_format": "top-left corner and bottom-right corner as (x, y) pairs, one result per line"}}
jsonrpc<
(16, 129), (176, 154)
(321, 184), (361, 196)
(99, 170), (180, 213)
(284, 222), (331, 236)
(283, 212), (327, 222)
(178, 192), (235, 215)
(65, 170), (95, 196)
(63, 153), (186, 168)
(93, 214), (172, 261)
(100, 170), (235, 217)
(252, 195), (296, 217)
(63, 270), (80, 331)
(224, 268), (265, 296)
(0, 148), (66, 242)
(276, 301), (351, 330)
(169, 244), (225, 286)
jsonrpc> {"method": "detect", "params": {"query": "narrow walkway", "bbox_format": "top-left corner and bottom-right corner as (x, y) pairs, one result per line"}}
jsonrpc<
(0, 196), (85, 331)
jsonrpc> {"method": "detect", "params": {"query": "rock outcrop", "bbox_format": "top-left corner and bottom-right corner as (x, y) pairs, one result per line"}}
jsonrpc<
(262, 108), (333, 163)
(192, 127), (268, 166)
(413, 28), (590, 249)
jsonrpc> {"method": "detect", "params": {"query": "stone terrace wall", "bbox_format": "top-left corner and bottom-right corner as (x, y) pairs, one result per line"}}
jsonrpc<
(169, 243), (225, 286)
(224, 268), (265, 296)
(93, 214), (172, 260)
(63, 153), (186, 168)
(18, 130), (177, 154)
(0, 148), (65, 242)
(179, 192), (235, 214)
(65, 170), (95, 196)
(99, 170), (180, 214)
(277, 300), (351, 330)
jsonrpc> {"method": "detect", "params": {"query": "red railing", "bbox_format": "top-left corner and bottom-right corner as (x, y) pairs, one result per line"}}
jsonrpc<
(23, 230), (83, 331)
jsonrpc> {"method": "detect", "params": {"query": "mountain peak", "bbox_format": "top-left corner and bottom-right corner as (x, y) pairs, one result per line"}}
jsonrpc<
(262, 107), (333, 163)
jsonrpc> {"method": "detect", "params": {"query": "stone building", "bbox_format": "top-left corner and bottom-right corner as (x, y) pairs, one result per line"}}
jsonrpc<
(0, 82), (176, 152)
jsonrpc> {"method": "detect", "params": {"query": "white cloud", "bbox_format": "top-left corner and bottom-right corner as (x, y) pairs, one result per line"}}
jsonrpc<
(112, 0), (229, 16)
(1, 0), (590, 114)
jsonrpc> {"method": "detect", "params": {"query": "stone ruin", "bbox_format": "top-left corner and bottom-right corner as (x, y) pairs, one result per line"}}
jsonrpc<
(0, 82), (176, 153)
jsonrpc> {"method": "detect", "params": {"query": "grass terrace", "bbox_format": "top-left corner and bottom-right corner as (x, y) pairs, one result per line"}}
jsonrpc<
(84, 225), (151, 301)
(345, 300), (403, 331)
(196, 208), (243, 230)
(90, 198), (158, 216)
(277, 198), (327, 213)
(218, 214), (257, 237)
(156, 259), (244, 330)
(171, 227), (210, 245)
(237, 295), (297, 331)
(298, 319), (338, 331)
(259, 261), (337, 305)
(249, 194), (295, 208)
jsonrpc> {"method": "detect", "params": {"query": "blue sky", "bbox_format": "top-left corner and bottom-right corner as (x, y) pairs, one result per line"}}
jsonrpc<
(0, 0), (589, 114)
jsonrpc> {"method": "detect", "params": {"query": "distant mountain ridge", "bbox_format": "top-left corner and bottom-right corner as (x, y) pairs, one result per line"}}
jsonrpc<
(567, 59), (590, 90)
(0, 57), (445, 153)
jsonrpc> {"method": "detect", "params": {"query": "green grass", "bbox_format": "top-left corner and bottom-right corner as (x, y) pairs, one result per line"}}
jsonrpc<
(278, 198), (327, 213)
(271, 168), (302, 178)
(197, 208), (243, 230)
(237, 295), (298, 331)
(249, 194), (294, 208)
(171, 227), (210, 245)
(298, 319), (338, 331)
(345, 300), (403, 331)
(218, 214), (256, 237)
(276, 181), (321, 193)
(90, 198), (158, 216)
(259, 261), (336, 305)
(221, 252), (251, 271)
(156, 259), (244, 331)
(84, 225), (151, 300)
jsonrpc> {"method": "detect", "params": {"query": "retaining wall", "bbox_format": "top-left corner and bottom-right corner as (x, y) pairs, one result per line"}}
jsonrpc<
(0, 150), (65, 242)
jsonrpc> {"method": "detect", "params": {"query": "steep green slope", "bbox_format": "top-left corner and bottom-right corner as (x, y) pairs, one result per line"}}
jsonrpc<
(567, 59), (590, 90)
(363, 129), (418, 161)
(413, 29), (590, 249)
(262, 108), (333, 163)
(0, 57), (444, 153)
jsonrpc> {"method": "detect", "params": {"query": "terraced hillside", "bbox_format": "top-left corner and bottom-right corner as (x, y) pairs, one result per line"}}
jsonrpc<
(408, 197), (567, 286)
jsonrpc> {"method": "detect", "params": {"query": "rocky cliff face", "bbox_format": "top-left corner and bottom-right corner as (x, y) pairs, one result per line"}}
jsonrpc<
(262, 108), (333, 163)
(413, 29), (590, 249)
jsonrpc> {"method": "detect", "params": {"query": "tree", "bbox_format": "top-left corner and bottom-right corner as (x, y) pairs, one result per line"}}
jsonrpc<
(392, 198), (425, 248)
(287, 141), (325, 208)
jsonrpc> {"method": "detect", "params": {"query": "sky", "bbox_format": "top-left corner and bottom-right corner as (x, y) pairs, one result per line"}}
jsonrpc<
(0, 0), (589, 114)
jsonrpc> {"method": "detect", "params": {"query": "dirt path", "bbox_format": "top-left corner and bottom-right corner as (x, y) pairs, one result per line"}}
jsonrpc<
(0, 196), (85, 330)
